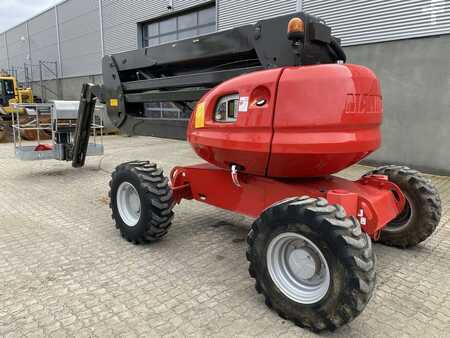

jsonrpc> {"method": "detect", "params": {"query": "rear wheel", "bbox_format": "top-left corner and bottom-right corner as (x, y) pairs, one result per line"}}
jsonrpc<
(366, 165), (441, 248)
(109, 161), (174, 244)
(247, 196), (375, 332)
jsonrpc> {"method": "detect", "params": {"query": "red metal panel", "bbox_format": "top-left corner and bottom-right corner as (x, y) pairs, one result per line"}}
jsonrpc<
(171, 164), (403, 237)
(268, 64), (382, 177)
(187, 64), (382, 178)
(188, 68), (284, 176)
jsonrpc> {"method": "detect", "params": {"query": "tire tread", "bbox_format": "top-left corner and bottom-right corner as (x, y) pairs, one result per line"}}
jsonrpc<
(246, 197), (376, 332)
(367, 165), (441, 248)
(110, 162), (174, 243)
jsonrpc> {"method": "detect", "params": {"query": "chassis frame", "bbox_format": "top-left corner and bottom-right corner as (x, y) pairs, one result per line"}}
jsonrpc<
(170, 163), (405, 238)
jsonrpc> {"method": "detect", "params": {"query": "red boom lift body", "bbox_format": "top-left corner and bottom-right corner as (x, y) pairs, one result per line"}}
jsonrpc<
(72, 12), (441, 332)
(176, 63), (400, 237)
(189, 64), (382, 178)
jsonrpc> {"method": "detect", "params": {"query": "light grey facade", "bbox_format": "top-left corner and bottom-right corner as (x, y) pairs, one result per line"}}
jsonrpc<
(102, 0), (211, 54)
(217, 0), (299, 30)
(0, 0), (449, 174)
(2, 0), (448, 80)
(305, 0), (450, 46)
(57, 0), (103, 78)
(0, 31), (8, 68)
(345, 34), (450, 175)
(27, 8), (58, 80)
(2, 22), (29, 79)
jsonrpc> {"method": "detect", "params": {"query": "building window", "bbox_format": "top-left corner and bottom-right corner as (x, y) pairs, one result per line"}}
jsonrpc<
(141, 5), (216, 120)
(144, 102), (192, 120)
(142, 5), (216, 47)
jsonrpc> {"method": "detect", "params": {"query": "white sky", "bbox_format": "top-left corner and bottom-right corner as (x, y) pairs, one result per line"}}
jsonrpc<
(0, 0), (61, 32)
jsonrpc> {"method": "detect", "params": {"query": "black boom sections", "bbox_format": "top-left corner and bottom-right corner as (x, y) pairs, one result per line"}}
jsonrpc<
(72, 12), (345, 167)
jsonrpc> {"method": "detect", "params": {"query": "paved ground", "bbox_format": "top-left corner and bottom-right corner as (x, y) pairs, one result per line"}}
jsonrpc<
(0, 136), (449, 337)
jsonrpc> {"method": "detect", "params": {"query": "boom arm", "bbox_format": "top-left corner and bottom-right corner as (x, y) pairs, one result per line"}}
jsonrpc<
(72, 11), (346, 167)
(101, 12), (346, 138)
(72, 83), (102, 168)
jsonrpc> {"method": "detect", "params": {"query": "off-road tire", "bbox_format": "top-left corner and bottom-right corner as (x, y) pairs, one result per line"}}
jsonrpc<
(246, 196), (376, 332)
(367, 165), (441, 248)
(109, 161), (174, 244)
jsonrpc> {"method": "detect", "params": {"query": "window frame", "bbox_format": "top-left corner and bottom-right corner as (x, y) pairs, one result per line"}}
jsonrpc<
(4, 80), (14, 96)
(141, 2), (216, 48)
(214, 94), (240, 123)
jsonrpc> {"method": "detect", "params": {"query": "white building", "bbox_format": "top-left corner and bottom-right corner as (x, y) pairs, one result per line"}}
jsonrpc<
(0, 0), (449, 174)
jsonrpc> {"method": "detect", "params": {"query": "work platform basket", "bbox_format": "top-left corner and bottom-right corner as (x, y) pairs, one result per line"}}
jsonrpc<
(12, 101), (104, 161)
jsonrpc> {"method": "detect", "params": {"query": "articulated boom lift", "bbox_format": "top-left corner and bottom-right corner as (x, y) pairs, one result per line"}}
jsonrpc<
(72, 13), (441, 331)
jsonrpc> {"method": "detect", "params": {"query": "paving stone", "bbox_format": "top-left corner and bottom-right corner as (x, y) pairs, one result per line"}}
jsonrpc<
(0, 135), (449, 337)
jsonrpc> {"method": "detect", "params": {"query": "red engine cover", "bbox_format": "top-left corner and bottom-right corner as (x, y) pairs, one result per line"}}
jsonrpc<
(187, 64), (382, 178)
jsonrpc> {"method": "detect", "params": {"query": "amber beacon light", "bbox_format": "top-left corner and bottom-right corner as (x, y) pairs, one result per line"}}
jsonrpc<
(287, 17), (305, 42)
(288, 17), (304, 33)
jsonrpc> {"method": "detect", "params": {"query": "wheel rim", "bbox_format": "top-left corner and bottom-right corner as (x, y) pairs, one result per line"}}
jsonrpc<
(384, 193), (414, 233)
(117, 182), (141, 227)
(267, 232), (330, 304)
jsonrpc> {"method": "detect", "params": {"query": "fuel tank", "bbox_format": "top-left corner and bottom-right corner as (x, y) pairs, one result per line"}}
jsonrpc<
(187, 64), (382, 178)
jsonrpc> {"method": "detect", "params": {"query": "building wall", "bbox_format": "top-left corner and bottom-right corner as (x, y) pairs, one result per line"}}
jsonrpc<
(345, 34), (450, 175)
(28, 8), (58, 81)
(57, 0), (102, 77)
(217, 0), (298, 30)
(0, 0), (449, 174)
(2, 1), (449, 73)
(304, 0), (450, 46)
(101, 0), (212, 55)
(31, 74), (103, 101)
(0, 33), (8, 70)
(0, 0), (102, 81)
(3, 23), (29, 82)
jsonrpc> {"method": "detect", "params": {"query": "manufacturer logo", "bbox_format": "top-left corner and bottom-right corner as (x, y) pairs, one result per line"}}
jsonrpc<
(344, 94), (382, 114)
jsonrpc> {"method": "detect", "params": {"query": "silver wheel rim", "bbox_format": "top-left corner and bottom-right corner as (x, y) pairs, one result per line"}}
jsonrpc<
(117, 182), (141, 227)
(267, 232), (330, 304)
(384, 194), (415, 233)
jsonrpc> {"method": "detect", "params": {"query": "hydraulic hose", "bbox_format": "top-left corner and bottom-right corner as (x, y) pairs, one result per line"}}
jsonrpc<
(330, 38), (347, 63)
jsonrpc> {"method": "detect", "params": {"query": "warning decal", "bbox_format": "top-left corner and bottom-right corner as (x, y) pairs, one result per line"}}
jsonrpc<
(239, 96), (249, 112)
(195, 102), (206, 128)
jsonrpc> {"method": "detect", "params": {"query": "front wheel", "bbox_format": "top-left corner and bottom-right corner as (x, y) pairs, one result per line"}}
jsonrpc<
(366, 165), (441, 248)
(247, 197), (376, 332)
(109, 161), (174, 244)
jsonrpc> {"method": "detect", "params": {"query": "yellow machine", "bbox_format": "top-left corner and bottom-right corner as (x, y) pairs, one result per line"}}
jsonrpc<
(0, 75), (35, 142)
(0, 75), (34, 115)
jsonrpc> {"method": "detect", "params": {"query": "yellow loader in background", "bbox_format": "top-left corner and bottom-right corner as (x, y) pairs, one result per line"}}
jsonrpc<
(0, 74), (42, 142)
(0, 75), (34, 113)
